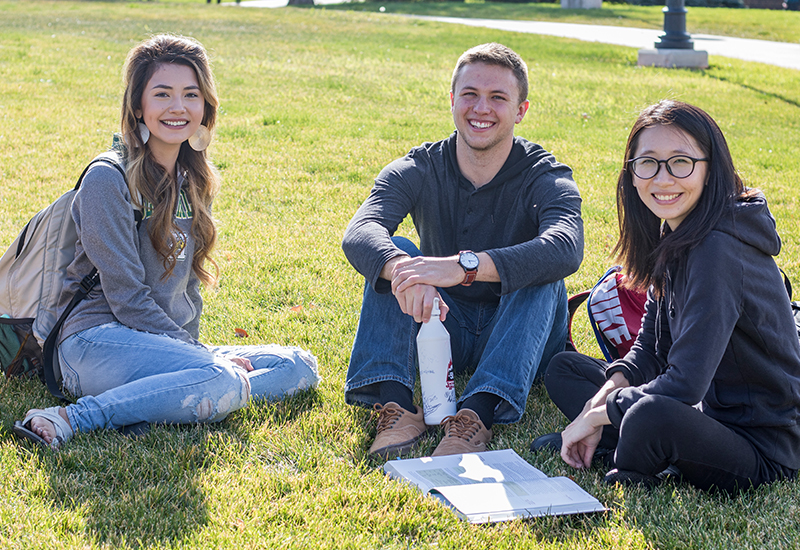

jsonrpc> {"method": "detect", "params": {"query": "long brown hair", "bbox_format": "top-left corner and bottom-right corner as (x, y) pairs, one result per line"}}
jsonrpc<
(120, 34), (219, 286)
(613, 100), (746, 293)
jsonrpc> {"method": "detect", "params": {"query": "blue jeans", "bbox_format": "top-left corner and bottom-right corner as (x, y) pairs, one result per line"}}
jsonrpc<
(344, 237), (568, 424)
(58, 322), (320, 433)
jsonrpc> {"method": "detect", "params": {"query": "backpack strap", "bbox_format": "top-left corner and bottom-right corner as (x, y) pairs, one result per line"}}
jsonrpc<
(780, 268), (792, 300)
(42, 270), (98, 401)
(42, 157), (142, 402)
(586, 266), (623, 363)
(565, 290), (590, 353)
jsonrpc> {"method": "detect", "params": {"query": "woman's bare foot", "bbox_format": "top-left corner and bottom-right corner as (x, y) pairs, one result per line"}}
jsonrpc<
(27, 408), (70, 445)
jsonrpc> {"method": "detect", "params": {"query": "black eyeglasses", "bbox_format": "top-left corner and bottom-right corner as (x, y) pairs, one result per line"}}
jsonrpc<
(627, 155), (708, 179)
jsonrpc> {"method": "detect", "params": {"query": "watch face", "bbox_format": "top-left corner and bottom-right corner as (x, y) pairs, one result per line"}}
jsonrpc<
(460, 251), (479, 270)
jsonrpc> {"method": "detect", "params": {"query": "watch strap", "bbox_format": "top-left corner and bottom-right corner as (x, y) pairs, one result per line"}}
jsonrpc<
(461, 270), (477, 286)
(458, 250), (478, 286)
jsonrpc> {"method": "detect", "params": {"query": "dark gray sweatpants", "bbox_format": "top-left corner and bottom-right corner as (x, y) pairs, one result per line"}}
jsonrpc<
(544, 351), (794, 493)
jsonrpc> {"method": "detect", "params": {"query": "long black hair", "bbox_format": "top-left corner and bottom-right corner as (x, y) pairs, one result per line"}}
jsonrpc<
(613, 100), (747, 293)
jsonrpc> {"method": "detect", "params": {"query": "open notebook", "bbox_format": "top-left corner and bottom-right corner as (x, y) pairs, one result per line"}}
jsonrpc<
(384, 448), (606, 524)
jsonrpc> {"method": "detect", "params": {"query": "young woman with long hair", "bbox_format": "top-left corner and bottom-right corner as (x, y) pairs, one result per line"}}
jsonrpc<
(14, 34), (319, 449)
(531, 100), (800, 493)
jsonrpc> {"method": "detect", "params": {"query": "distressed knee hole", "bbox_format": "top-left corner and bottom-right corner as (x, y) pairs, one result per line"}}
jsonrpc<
(195, 397), (215, 422)
(239, 370), (252, 400)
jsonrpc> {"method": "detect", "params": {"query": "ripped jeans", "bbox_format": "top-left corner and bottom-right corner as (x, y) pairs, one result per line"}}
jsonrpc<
(58, 322), (320, 434)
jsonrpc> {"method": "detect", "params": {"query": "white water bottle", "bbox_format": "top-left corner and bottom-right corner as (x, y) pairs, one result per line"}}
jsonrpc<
(417, 297), (456, 425)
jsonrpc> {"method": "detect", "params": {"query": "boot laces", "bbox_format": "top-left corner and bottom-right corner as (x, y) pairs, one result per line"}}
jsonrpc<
(373, 403), (403, 435)
(443, 413), (480, 441)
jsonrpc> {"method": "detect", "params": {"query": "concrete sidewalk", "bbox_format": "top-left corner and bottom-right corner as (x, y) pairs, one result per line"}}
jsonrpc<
(409, 15), (800, 71)
(232, 1), (800, 71)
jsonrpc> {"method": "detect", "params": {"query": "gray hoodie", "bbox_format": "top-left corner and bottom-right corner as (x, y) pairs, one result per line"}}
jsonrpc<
(342, 132), (584, 303)
(58, 152), (202, 345)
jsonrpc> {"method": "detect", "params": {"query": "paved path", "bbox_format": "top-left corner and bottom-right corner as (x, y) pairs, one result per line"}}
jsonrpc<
(230, 0), (344, 6)
(232, 1), (800, 71)
(409, 16), (800, 71)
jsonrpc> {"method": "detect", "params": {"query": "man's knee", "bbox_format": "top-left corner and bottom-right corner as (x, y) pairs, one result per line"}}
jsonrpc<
(500, 281), (567, 331)
(390, 236), (421, 257)
(504, 279), (565, 303)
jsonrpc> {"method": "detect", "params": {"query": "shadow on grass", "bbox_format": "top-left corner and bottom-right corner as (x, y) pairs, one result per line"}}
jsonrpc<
(225, 383), (323, 437)
(47, 428), (212, 546)
(705, 73), (800, 109)
(1, 378), (321, 548)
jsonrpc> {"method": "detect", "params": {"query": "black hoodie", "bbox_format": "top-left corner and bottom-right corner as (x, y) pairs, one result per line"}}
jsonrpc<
(342, 133), (584, 303)
(606, 193), (800, 469)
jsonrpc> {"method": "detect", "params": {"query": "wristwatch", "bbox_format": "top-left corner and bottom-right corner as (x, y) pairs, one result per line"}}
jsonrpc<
(458, 250), (480, 286)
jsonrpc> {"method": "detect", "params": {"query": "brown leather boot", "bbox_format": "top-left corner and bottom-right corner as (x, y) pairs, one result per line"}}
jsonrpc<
(431, 408), (492, 457)
(369, 402), (429, 459)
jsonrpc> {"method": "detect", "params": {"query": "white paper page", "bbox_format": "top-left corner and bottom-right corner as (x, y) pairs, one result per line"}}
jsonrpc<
(430, 477), (606, 523)
(384, 449), (547, 494)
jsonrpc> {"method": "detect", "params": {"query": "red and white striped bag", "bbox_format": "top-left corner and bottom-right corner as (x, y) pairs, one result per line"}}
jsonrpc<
(567, 266), (648, 361)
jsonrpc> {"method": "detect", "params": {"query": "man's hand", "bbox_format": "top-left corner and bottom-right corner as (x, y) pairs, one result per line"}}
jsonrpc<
(393, 282), (448, 323)
(391, 255), (465, 294)
(389, 256), (461, 323)
(379, 251), (498, 323)
(379, 254), (450, 323)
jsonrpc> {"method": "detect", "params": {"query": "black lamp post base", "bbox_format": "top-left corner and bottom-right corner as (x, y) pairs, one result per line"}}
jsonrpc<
(656, 36), (695, 50)
(658, 0), (695, 50)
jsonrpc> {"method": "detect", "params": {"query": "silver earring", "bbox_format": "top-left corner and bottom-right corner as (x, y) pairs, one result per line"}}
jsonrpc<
(138, 122), (150, 145)
(188, 125), (211, 152)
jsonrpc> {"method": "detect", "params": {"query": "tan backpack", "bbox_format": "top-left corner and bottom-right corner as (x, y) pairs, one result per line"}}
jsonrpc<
(0, 153), (137, 398)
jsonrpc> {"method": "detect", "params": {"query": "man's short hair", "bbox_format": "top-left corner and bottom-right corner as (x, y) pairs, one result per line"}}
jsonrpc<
(450, 43), (529, 104)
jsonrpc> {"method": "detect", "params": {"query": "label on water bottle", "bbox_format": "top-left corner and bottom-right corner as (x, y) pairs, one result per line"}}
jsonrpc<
(419, 346), (456, 424)
(446, 359), (455, 392)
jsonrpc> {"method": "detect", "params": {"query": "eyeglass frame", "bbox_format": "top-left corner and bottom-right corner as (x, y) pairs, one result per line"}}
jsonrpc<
(627, 155), (708, 179)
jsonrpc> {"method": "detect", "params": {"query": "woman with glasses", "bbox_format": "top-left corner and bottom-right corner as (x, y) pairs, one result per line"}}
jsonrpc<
(530, 100), (800, 493)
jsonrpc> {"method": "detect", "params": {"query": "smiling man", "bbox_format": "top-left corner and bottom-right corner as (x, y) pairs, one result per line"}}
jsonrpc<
(342, 43), (584, 458)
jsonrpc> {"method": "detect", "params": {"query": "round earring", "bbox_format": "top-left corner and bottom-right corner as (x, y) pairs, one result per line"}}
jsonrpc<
(188, 125), (211, 152)
(138, 122), (150, 145)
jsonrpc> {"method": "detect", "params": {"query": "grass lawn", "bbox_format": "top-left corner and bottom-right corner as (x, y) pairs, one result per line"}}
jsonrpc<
(328, 1), (800, 44)
(1, 1), (799, 549)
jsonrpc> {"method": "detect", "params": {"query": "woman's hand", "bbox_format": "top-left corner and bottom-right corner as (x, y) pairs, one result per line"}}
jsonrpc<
(562, 395), (607, 468)
(229, 356), (254, 372)
(561, 407), (606, 470)
(560, 375), (626, 469)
